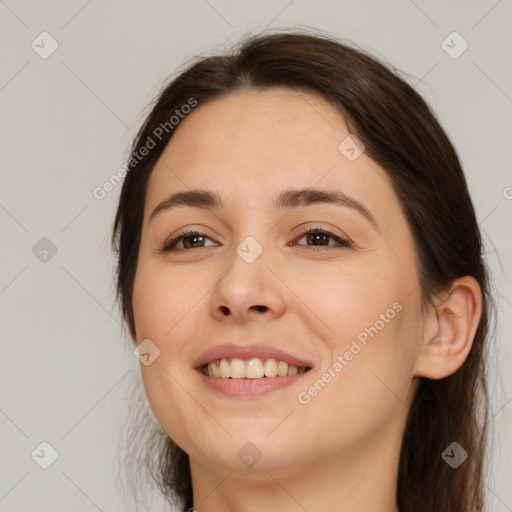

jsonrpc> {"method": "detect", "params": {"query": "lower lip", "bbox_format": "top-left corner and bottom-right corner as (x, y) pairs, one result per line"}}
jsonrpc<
(196, 369), (309, 397)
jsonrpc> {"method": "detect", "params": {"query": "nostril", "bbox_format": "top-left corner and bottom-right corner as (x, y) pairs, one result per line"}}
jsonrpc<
(219, 305), (267, 314)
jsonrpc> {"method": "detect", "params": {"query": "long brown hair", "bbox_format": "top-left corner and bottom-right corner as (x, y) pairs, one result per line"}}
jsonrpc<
(112, 29), (495, 512)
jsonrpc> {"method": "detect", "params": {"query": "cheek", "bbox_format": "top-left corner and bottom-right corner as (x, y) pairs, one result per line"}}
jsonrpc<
(132, 261), (209, 341)
(132, 263), (209, 447)
(295, 264), (418, 411)
(295, 263), (400, 344)
(294, 306), (417, 455)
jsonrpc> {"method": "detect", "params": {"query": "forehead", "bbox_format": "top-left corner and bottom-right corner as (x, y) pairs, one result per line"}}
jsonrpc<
(145, 88), (396, 222)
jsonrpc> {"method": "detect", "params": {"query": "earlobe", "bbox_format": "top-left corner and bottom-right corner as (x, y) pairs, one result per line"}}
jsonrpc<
(413, 276), (483, 380)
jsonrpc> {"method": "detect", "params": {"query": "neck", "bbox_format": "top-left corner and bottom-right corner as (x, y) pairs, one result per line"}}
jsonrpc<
(189, 419), (402, 512)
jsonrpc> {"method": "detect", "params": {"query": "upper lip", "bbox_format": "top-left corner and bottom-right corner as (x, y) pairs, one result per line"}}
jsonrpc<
(192, 343), (313, 369)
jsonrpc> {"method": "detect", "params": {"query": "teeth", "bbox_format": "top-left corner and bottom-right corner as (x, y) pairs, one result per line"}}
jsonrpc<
(230, 358), (246, 379)
(264, 358), (278, 377)
(246, 358), (264, 379)
(211, 361), (221, 378)
(204, 357), (309, 379)
(219, 358), (230, 378)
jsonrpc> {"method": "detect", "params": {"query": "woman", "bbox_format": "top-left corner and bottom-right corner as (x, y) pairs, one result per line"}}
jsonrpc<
(112, 30), (494, 512)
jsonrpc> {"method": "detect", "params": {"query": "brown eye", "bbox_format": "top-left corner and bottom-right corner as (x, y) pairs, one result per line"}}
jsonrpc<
(162, 230), (217, 251)
(292, 227), (351, 250)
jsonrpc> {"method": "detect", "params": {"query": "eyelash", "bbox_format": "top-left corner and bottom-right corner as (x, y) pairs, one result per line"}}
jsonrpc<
(160, 226), (352, 253)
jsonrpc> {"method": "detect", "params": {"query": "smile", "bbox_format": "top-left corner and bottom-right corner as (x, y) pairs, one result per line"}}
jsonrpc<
(193, 343), (313, 397)
(201, 357), (311, 379)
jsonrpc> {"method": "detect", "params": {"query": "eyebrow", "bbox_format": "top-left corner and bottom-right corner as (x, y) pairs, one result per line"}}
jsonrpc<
(149, 188), (379, 230)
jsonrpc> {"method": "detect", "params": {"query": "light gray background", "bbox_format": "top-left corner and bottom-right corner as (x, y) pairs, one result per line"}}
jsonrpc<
(1, 1), (511, 511)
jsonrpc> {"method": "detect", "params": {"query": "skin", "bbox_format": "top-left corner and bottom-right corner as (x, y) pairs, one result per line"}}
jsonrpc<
(132, 87), (482, 512)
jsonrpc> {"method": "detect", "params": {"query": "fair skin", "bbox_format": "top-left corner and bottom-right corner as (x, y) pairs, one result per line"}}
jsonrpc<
(132, 87), (482, 512)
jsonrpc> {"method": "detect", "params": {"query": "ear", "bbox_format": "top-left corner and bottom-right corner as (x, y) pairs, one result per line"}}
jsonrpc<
(413, 276), (483, 379)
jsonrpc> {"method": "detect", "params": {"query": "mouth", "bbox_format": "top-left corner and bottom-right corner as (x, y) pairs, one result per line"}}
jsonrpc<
(200, 357), (312, 379)
(193, 344), (313, 397)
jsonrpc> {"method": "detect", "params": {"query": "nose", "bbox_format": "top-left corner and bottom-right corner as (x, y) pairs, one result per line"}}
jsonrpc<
(209, 241), (286, 324)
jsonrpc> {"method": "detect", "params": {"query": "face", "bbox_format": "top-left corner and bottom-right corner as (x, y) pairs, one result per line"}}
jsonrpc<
(132, 88), (424, 476)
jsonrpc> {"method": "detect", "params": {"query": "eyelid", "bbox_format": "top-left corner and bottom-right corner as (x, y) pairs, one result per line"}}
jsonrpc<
(161, 226), (218, 252)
